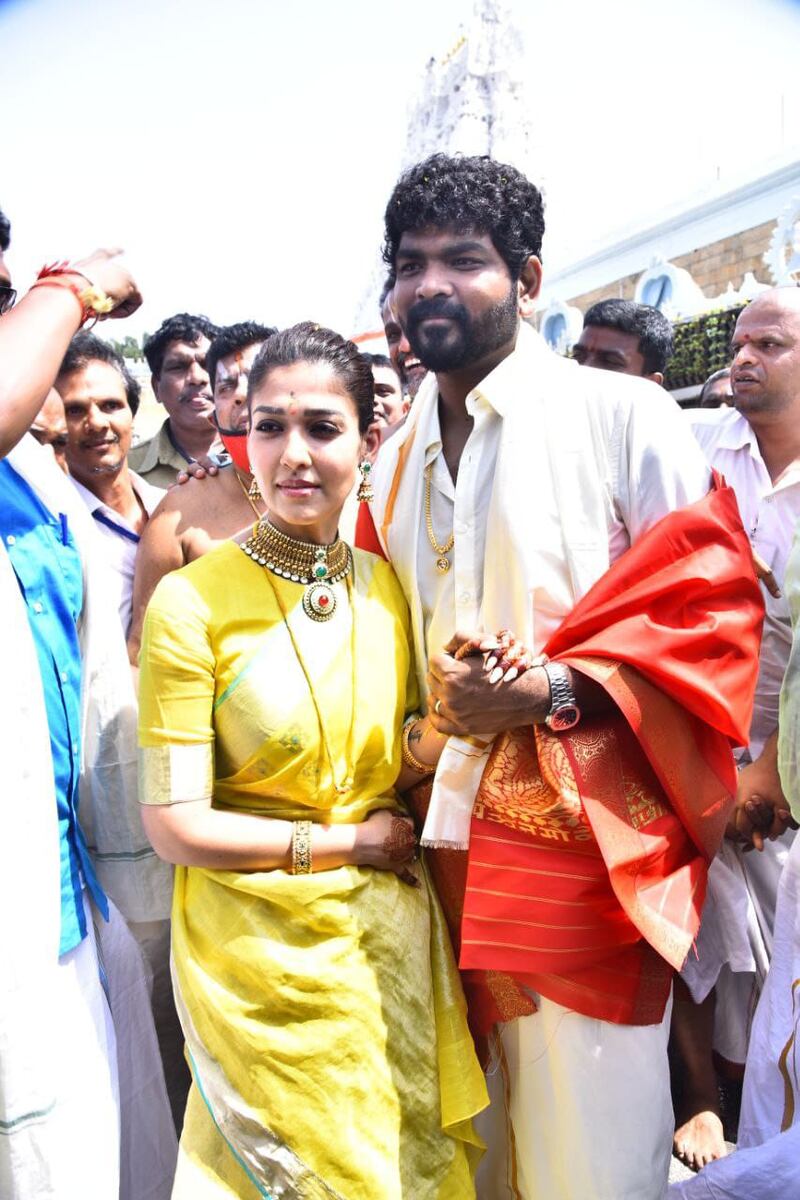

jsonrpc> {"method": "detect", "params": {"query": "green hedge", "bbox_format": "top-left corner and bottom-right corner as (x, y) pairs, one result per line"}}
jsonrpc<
(663, 304), (744, 391)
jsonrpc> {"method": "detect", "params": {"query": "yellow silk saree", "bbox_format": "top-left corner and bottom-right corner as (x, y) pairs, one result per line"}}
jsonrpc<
(138, 542), (486, 1198)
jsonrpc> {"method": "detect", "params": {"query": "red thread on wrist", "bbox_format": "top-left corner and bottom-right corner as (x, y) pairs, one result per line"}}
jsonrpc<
(29, 277), (90, 326)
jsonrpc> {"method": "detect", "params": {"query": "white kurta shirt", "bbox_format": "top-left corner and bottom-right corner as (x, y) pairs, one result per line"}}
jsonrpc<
(71, 471), (164, 637)
(690, 406), (800, 758)
(420, 392), (502, 662)
(417, 358), (710, 668)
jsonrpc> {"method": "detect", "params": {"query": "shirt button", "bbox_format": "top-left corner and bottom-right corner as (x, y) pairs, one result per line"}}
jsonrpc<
(459, 590), (472, 603)
(61, 671), (69, 684)
(72, 742), (78, 755)
(6, 535), (15, 545)
(33, 601), (43, 613)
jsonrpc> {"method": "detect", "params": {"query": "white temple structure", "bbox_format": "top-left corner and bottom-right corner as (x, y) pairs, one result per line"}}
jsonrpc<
(352, 0), (537, 340)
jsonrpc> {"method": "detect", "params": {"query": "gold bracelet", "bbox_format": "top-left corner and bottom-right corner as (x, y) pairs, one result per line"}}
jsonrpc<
(401, 715), (434, 776)
(291, 820), (312, 874)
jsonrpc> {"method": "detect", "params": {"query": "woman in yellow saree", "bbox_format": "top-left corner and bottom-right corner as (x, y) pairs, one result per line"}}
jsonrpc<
(137, 323), (487, 1199)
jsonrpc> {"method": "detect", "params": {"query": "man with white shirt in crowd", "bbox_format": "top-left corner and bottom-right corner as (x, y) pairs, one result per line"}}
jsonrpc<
(57, 333), (164, 636)
(674, 287), (800, 1171)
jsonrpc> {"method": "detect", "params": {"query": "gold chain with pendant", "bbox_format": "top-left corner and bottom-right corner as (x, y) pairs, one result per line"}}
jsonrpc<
(263, 568), (358, 795)
(424, 462), (454, 574)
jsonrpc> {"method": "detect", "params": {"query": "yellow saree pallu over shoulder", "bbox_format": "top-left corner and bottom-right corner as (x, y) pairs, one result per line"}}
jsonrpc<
(138, 542), (487, 1199)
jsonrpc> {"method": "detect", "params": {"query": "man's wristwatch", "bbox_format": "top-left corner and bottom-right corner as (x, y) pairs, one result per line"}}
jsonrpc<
(542, 662), (581, 732)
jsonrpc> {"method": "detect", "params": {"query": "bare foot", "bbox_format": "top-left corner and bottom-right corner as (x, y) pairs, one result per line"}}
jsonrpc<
(674, 1111), (729, 1171)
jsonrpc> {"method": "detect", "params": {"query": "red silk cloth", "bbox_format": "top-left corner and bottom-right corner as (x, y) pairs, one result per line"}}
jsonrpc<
(412, 482), (764, 1032)
(354, 499), (385, 558)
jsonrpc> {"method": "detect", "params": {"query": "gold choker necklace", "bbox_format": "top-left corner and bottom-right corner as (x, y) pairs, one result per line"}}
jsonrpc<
(241, 518), (352, 621)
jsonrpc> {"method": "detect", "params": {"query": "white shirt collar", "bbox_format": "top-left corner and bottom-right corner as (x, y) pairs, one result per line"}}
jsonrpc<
(70, 470), (164, 528)
(419, 324), (547, 463)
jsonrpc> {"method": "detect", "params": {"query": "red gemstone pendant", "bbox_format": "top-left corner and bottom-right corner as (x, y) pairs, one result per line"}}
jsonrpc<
(302, 581), (337, 621)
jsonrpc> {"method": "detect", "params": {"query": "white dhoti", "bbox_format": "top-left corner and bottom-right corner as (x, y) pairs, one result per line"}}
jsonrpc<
(669, 835), (800, 1197)
(681, 833), (794, 1062)
(50, 894), (121, 1200)
(129, 917), (191, 1131)
(476, 992), (674, 1200)
(99, 906), (178, 1200)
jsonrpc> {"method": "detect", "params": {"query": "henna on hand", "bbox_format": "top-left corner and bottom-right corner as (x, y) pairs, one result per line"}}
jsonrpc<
(383, 815), (417, 863)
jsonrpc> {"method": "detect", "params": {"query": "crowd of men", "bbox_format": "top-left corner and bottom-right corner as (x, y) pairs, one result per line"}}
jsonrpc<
(1, 145), (800, 1200)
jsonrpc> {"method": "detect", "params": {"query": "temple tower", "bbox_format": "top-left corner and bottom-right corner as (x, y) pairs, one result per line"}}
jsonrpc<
(353, 0), (535, 335)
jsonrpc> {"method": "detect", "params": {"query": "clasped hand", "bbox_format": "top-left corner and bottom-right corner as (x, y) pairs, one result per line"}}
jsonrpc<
(427, 629), (550, 738)
(727, 740), (798, 851)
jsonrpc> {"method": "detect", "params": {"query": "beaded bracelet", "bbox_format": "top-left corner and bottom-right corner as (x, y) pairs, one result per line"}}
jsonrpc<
(291, 820), (312, 874)
(401, 714), (434, 776)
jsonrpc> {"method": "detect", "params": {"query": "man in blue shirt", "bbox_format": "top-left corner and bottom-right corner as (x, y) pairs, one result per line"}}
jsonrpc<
(0, 459), (108, 954)
(0, 219), (159, 1199)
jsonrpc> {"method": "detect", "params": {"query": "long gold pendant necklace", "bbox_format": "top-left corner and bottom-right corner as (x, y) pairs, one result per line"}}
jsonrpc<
(424, 461), (455, 573)
(240, 517), (352, 621)
(263, 568), (358, 795)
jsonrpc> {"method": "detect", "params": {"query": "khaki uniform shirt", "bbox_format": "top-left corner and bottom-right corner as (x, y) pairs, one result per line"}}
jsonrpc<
(128, 421), (190, 490)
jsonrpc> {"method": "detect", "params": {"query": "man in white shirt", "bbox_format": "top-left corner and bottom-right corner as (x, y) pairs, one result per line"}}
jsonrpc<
(57, 333), (164, 635)
(670, 540), (800, 1196)
(366, 152), (763, 1200)
(674, 287), (800, 1169)
(57, 330), (187, 1127)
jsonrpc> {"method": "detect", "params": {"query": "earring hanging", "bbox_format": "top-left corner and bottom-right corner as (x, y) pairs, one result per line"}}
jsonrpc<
(356, 459), (374, 503)
(248, 476), (262, 501)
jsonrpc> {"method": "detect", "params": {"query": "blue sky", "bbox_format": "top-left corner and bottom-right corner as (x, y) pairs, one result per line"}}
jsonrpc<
(3, 0), (800, 340)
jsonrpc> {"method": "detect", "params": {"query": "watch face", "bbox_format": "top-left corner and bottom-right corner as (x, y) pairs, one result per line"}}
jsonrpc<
(549, 705), (580, 732)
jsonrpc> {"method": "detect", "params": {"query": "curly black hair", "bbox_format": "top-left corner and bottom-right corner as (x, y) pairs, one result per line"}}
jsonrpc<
(583, 299), (674, 376)
(143, 312), (220, 378)
(382, 153), (545, 278)
(56, 332), (142, 415)
(248, 322), (375, 433)
(206, 321), (277, 392)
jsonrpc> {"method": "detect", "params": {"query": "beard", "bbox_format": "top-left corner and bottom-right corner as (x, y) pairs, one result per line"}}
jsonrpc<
(406, 286), (518, 373)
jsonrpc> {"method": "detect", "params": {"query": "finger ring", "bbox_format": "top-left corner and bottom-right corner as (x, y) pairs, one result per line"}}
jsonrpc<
(434, 699), (443, 716)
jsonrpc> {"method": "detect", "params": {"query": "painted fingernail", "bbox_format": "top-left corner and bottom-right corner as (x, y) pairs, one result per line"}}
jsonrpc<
(503, 667), (519, 682)
(489, 666), (503, 684)
(485, 656), (498, 671)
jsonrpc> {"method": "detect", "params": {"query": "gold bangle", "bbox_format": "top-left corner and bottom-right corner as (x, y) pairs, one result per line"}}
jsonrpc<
(291, 820), (312, 874)
(401, 716), (434, 776)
